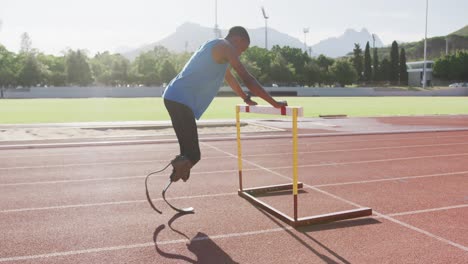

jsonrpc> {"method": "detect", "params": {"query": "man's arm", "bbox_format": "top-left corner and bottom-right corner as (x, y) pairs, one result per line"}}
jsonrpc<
(224, 68), (257, 105)
(219, 42), (286, 108)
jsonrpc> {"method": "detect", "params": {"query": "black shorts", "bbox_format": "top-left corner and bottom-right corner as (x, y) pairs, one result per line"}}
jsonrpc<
(164, 99), (201, 165)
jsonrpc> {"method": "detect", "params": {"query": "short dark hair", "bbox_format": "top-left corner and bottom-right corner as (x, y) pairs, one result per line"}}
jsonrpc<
(226, 26), (250, 43)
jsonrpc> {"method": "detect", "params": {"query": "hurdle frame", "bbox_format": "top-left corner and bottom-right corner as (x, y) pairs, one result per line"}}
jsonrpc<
(236, 104), (372, 227)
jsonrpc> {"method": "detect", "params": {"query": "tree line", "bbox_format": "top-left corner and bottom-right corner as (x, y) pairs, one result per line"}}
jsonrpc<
(1, 33), (466, 89)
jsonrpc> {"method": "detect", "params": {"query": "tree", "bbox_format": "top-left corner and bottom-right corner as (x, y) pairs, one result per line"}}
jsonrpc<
(269, 52), (295, 85)
(316, 54), (334, 71)
(110, 55), (129, 86)
(37, 53), (67, 86)
(20, 32), (32, 53)
(352, 43), (363, 82)
(17, 53), (43, 87)
(372, 46), (379, 81)
(271, 45), (310, 85)
(66, 50), (93, 86)
(0, 45), (19, 97)
(303, 60), (320, 86)
(171, 52), (193, 73)
(242, 46), (273, 84)
(379, 58), (391, 82)
(133, 51), (160, 86)
(390, 41), (399, 84)
(315, 55), (335, 86)
(329, 58), (358, 87)
(363, 42), (372, 82)
(434, 51), (468, 81)
(159, 60), (177, 84)
(399, 48), (408, 85)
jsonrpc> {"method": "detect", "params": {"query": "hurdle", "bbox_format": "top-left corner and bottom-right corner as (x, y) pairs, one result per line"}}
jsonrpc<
(236, 104), (372, 227)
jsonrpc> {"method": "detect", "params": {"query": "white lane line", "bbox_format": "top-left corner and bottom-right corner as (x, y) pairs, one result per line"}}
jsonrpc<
(2, 129), (468, 151)
(0, 192), (237, 213)
(0, 155), (231, 170)
(202, 142), (468, 252)
(244, 142), (468, 157)
(0, 147), (180, 159)
(0, 169), (260, 187)
(2, 140), (461, 160)
(3, 132), (468, 158)
(375, 212), (468, 251)
(2, 169), (467, 188)
(0, 175), (148, 186)
(0, 169), (254, 186)
(3, 149), (468, 171)
(314, 171), (468, 187)
(211, 133), (468, 147)
(0, 226), (293, 262)
(273, 153), (468, 169)
(386, 204), (468, 217)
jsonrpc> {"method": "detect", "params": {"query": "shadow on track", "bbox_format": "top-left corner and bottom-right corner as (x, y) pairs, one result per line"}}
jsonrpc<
(153, 213), (239, 263)
(253, 206), (381, 264)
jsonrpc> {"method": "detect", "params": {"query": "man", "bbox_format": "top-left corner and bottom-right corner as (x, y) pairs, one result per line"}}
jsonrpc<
(163, 26), (287, 182)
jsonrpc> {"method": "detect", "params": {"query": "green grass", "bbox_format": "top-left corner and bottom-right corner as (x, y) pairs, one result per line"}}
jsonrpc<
(0, 97), (467, 124)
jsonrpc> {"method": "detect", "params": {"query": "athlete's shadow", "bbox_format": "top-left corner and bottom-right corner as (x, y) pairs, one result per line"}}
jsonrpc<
(153, 213), (238, 263)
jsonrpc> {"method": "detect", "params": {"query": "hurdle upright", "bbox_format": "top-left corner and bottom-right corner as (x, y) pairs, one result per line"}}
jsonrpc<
(236, 104), (372, 227)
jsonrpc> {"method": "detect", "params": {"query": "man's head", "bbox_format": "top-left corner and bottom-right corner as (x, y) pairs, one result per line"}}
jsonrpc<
(225, 26), (250, 56)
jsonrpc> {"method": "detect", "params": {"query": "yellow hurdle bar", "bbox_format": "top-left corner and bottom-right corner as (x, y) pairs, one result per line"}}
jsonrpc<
(236, 105), (243, 191)
(292, 108), (299, 221)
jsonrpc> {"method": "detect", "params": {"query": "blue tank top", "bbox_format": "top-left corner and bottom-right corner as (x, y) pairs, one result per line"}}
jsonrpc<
(162, 39), (229, 119)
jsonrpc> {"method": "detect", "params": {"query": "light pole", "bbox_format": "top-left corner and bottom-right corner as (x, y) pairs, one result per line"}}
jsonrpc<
(422, 0), (429, 88)
(214, 0), (221, 38)
(372, 34), (376, 49)
(261, 6), (269, 50)
(445, 37), (449, 55)
(303, 28), (309, 55)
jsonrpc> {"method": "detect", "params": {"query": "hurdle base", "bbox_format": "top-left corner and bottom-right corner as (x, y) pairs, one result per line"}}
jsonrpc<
(238, 183), (372, 227)
(243, 182), (304, 195)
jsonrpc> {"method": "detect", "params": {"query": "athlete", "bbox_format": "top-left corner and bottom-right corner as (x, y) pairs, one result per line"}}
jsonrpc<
(163, 26), (287, 182)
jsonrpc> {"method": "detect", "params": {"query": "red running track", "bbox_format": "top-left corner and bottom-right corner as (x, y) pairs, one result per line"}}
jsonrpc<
(1, 130), (468, 263)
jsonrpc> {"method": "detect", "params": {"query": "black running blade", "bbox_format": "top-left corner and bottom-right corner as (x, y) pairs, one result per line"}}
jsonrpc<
(145, 174), (162, 214)
(162, 180), (195, 214)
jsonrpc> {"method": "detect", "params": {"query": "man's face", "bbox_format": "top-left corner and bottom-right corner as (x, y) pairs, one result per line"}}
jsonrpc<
(233, 37), (249, 56)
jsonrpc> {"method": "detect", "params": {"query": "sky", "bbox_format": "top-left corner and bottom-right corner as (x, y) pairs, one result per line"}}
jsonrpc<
(0, 0), (466, 55)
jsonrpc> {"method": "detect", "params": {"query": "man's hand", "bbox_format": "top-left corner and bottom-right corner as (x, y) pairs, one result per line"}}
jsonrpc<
(243, 92), (257, 106)
(244, 98), (258, 106)
(272, 100), (288, 108)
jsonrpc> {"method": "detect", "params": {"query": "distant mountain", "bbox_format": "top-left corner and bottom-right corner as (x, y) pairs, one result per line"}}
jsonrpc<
(123, 22), (308, 60)
(311, 28), (384, 58)
(123, 22), (384, 59)
(450, 25), (468, 37)
(374, 25), (468, 61)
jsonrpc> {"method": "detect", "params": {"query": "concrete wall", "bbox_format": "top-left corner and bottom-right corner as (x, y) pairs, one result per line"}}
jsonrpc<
(221, 86), (468, 97)
(2, 86), (467, 99)
(3, 86), (164, 99)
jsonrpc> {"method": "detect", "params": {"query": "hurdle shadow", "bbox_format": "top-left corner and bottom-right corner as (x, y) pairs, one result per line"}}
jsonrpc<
(253, 206), (381, 264)
(153, 213), (239, 263)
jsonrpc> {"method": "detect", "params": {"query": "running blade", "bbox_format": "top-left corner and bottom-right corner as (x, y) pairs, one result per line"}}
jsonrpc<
(162, 180), (195, 214)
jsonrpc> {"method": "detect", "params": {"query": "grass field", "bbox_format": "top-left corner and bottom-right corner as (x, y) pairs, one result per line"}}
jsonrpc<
(0, 97), (467, 124)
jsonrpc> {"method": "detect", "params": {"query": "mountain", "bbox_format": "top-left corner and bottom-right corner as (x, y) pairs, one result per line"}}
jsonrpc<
(449, 25), (468, 37)
(123, 22), (383, 59)
(311, 28), (384, 58)
(123, 22), (308, 60)
(374, 25), (468, 61)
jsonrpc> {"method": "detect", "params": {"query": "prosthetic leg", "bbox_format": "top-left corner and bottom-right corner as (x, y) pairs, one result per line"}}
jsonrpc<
(145, 155), (195, 214)
(163, 155), (195, 213)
